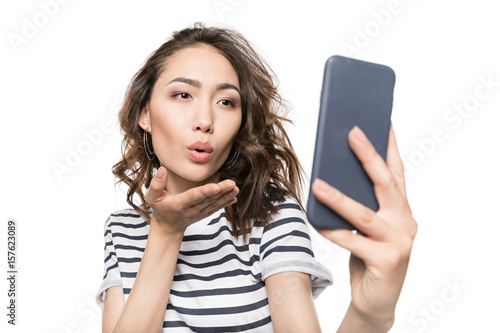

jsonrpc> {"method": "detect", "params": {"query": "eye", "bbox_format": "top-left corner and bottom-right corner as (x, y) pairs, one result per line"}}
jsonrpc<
(173, 92), (191, 99)
(217, 99), (236, 107)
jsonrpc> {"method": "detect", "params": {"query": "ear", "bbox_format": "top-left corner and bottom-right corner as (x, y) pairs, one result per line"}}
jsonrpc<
(138, 104), (151, 131)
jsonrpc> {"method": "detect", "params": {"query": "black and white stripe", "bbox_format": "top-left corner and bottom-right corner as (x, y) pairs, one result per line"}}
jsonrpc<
(96, 197), (333, 332)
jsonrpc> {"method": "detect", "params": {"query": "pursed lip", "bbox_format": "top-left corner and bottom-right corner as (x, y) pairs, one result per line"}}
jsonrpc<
(187, 141), (213, 163)
(188, 141), (213, 153)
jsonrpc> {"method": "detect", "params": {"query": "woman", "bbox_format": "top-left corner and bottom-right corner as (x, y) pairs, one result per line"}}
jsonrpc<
(96, 23), (417, 332)
(97, 23), (332, 332)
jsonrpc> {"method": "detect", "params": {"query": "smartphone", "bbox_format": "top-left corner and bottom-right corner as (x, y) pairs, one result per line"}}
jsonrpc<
(306, 55), (395, 230)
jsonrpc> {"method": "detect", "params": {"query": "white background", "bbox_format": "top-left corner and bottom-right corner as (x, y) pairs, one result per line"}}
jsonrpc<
(1, 0), (499, 332)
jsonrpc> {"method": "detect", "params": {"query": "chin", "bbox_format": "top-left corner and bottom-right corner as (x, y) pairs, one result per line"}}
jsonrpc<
(186, 174), (217, 183)
(160, 157), (220, 183)
(175, 166), (220, 184)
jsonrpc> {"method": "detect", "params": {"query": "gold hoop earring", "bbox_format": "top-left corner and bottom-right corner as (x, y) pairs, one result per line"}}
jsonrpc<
(143, 130), (155, 161)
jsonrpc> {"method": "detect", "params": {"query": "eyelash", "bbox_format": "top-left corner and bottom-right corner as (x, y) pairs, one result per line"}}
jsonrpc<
(217, 99), (236, 107)
(173, 92), (191, 100)
(172, 92), (236, 107)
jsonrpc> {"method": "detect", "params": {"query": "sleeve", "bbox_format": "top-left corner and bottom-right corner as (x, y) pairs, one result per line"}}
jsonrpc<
(259, 198), (333, 299)
(95, 215), (123, 309)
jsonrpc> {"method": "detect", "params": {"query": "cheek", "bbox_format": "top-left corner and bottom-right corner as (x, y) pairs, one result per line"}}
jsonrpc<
(223, 115), (242, 145)
(150, 103), (186, 135)
(150, 115), (181, 152)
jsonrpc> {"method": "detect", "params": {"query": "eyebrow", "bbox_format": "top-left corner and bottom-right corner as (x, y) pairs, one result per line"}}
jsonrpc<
(167, 77), (240, 95)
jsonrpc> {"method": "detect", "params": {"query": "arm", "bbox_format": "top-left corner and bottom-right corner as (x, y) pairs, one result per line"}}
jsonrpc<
(102, 167), (239, 333)
(312, 124), (417, 332)
(104, 220), (183, 333)
(266, 271), (322, 333)
(102, 286), (124, 333)
(337, 303), (394, 333)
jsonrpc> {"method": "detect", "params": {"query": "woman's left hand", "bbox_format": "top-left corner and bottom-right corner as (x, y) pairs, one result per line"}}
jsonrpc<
(312, 124), (417, 331)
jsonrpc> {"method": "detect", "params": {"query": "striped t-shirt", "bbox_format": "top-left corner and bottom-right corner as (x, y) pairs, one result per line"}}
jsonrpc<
(96, 197), (333, 332)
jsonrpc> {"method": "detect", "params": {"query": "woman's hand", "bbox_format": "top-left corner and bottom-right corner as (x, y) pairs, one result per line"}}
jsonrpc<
(146, 166), (239, 237)
(312, 124), (417, 331)
(107, 166), (237, 333)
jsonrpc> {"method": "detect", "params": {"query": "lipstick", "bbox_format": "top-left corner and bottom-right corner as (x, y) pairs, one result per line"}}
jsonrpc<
(187, 141), (213, 163)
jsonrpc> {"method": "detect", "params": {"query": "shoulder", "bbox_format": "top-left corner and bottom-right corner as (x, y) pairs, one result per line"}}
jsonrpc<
(106, 208), (147, 223)
(258, 197), (334, 295)
(263, 196), (307, 231)
(274, 196), (303, 213)
(103, 208), (149, 234)
(260, 196), (311, 249)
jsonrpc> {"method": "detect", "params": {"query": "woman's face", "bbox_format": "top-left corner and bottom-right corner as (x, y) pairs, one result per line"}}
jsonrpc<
(140, 45), (242, 194)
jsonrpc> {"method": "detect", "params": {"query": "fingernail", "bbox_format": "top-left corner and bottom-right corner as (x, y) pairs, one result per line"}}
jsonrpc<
(352, 126), (368, 143)
(156, 167), (165, 180)
(313, 179), (333, 193)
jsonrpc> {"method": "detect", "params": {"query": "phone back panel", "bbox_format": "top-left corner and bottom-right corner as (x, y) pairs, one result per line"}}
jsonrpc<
(306, 56), (395, 229)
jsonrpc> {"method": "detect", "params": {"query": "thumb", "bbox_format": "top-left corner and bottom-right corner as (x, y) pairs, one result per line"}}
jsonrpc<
(146, 166), (168, 203)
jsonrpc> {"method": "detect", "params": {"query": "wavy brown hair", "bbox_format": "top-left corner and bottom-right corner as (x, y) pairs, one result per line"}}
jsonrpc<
(112, 23), (304, 238)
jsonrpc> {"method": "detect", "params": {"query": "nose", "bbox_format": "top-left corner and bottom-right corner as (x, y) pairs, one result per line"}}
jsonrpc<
(192, 101), (214, 134)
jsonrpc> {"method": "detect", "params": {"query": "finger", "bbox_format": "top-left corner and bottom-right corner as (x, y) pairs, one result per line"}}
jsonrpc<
(386, 123), (407, 199)
(203, 196), (238, 217)
(348, 126), (404, 207)
(312, 179), (392, 240)
(317, 228), (381, 265)
(199, 186), (239, 217)
(145, 166), (168, 204)
(182, 179), (237, 211)
(189, 181), (239, 217)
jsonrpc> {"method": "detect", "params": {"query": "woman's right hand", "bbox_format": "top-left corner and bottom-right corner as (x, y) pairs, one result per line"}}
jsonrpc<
(145, 166), (239, 237)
